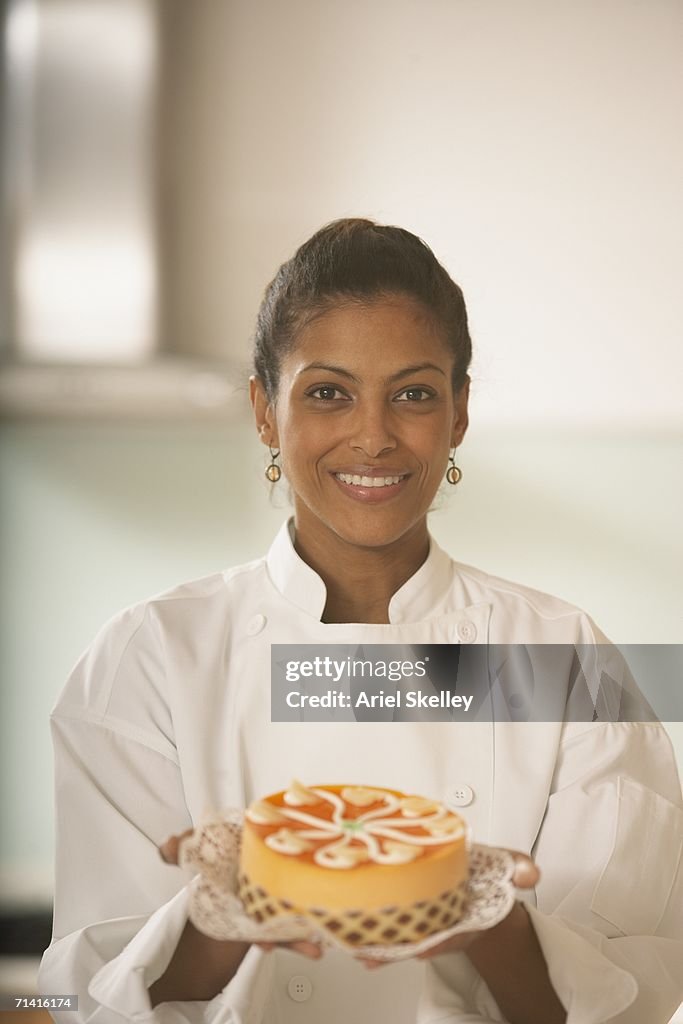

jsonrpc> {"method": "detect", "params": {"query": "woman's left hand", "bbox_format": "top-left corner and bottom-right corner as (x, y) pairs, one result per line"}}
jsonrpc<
(357, 850), (539, 968)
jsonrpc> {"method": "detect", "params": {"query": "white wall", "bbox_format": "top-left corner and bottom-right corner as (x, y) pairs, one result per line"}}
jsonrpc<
(163, 0), (683, 431)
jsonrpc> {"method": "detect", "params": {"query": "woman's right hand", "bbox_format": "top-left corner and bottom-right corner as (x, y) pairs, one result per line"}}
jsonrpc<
(158, 830), (324, 962)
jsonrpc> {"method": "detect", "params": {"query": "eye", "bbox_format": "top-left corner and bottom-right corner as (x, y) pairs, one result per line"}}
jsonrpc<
(394, 387), (435, 402)
(306, 385), (350, 401)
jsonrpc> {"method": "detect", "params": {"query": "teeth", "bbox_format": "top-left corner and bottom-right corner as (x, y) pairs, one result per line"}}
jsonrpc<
(335, 473), (405, 487)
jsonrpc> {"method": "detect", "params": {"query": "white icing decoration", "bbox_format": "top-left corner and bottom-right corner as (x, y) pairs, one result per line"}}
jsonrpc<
(370, 825), (465, 846)
(254, 785), (465, 869)
(400, 796), (440, 817)
(426, 815), (466, 837)
(314, 841), (370, 869)
(265, 828), (313, 855)
(378, 840), (422, 864)
(341, 786), (388, 806)
(284, 779), (319, 806)
(245, 800), (287, 825)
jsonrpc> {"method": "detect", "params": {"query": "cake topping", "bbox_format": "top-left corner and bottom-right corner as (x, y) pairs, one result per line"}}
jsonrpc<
(425, 815), (465, 836)
(284, 779), (320, 806)
(265, 828), (314, 855)
(245, 800), (287, 825)
(315, 841), (370, 869)
(381, 840), (422, 864)
(248, 783), (465, 869)
(400, 796), (440, 817)
(341, 786), (389, 806)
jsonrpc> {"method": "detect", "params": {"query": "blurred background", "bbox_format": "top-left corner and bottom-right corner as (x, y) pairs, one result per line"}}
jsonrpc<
(0, 0), (681, 1015)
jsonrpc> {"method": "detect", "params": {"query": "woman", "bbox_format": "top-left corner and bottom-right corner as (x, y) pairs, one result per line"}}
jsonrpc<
(39, 220), (683, 1023)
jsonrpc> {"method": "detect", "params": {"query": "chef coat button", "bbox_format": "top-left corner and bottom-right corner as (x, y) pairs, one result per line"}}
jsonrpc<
(456, 620), (476, 643)
(287, 975), (313, 1002)
(447, 784), (474, 807)
(246, 614), (266, 636)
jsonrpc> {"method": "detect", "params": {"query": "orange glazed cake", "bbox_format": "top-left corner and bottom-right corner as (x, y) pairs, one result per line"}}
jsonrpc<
(239, 781), (469, 946)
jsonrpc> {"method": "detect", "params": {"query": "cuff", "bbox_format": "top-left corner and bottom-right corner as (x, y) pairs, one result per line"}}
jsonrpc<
(89, 883), (270, 1023)
(526, 905), (638, 1023)
(89, 886), (191, 1020)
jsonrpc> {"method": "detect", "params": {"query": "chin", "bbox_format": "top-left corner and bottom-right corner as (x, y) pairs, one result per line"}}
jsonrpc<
(328, 512), (423, 551)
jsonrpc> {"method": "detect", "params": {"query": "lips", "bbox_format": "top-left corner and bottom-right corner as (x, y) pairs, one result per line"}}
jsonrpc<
(331, 469), (410, 503)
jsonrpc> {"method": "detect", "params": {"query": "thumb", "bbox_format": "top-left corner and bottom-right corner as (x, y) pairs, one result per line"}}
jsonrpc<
(508, 851), (540, 889)
(159, 828), (195, 865)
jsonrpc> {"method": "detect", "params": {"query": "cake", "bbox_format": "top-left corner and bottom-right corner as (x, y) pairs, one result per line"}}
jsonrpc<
(238, 781), (469, 946)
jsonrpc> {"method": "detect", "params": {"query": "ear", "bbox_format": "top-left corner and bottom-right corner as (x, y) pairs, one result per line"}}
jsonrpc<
(249, 375), (280, 448)
(451, 375), (470, 448)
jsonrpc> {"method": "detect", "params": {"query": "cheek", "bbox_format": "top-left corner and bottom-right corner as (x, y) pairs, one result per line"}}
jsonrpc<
(274, 405), (304, 453)
(278, 419), (330, 479)
(412, 425), (451, 469)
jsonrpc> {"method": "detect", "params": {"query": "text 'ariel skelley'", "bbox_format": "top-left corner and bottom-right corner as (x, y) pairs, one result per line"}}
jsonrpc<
(282, 655), (474, 712)
(285, 689), (474, 711)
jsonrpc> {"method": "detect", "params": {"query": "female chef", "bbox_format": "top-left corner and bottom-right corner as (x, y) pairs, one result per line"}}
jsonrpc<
(39, 220), (683, 1024)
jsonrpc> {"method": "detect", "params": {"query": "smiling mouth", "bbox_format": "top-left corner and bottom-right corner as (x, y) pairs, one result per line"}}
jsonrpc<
(334, 473), (408, 488)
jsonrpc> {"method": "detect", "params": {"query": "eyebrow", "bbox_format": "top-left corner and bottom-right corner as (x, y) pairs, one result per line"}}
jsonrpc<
(388, 363), (447, 382)
(298, 361), (447, 383)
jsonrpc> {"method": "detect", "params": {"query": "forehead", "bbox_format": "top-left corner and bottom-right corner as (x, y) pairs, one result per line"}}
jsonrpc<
(284, 295), (453, 375)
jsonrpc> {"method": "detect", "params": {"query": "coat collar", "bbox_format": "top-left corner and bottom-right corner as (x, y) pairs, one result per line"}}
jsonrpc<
(265, 518), (455, 624)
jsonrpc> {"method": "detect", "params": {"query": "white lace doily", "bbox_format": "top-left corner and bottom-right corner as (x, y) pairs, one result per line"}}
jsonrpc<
(178, 809), (517, 961)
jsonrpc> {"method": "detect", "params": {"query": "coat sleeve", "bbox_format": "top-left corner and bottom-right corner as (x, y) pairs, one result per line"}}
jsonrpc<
(38, 608), (268, 1024)
(420, 721), (683, 1023)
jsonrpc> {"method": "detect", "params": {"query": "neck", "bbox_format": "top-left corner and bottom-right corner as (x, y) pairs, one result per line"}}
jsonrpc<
(292, 520), (430, 623)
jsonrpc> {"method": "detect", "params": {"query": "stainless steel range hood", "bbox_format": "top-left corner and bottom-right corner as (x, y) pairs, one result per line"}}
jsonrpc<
(0, 0), (243, 419)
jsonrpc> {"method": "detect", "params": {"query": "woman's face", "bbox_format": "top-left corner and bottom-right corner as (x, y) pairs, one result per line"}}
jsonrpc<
(251, 294), (469, 553)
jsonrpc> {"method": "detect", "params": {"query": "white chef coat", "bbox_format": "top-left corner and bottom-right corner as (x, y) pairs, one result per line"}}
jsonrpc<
(39, 519), (683, 1024)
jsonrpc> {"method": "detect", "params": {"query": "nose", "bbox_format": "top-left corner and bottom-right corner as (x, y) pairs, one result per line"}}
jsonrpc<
(348, 400), (397, 458)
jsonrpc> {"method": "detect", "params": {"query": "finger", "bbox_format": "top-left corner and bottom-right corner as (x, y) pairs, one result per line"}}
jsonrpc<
(357, 957), (388, 970)
(510, 852), (540, 888)
(159, 835), (181, 864)
(159, 828), (195, 865)
(289, 940), (323, 959)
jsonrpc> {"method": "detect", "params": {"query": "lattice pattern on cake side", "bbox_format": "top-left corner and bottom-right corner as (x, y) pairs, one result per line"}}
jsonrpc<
(179, 809), (517, 961)
(238, 871), (468, 946)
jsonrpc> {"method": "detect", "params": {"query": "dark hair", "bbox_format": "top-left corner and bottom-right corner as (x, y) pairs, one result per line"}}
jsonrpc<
(253, 218), (472, 399)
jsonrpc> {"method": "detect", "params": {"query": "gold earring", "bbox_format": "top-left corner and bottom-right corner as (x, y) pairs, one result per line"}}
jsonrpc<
(446, 448), (462, 485)
(265, 445), (281, 482)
